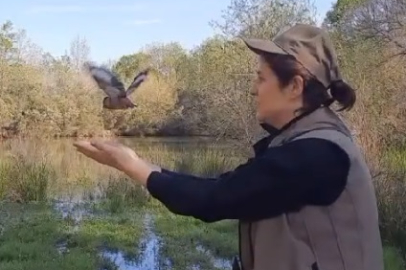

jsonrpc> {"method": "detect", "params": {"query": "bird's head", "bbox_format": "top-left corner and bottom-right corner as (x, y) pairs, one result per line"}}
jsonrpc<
(102, 97), (112, 109)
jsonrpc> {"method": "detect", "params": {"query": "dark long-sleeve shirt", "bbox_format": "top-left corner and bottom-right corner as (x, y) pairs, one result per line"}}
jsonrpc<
(146, 137), (350, 223)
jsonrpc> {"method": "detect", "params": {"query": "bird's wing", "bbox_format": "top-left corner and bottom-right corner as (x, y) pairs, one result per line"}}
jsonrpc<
(85, 63), (126, 98)
(125, 68), (150, 96)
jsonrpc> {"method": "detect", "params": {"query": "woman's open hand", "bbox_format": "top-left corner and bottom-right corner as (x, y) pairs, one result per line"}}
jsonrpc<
(73, 140), (139, 174)
(73, 139), (159, 186)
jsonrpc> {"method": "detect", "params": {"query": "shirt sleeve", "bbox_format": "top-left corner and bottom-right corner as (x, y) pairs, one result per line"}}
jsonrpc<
(161, 168), (218, 181)
(146, 138), (350, 223)
(161, 165), (243, 181)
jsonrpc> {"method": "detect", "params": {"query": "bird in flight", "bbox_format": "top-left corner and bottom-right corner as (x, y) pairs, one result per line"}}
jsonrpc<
(84, 62), (150, 110)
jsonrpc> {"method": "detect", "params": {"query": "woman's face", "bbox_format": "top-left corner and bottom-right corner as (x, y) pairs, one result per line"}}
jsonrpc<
(251, 55), (303, 128)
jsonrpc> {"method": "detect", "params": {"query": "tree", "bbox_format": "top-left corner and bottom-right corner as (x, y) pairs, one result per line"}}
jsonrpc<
(210, 0), (317, 39)
(69, 35), (90, 70)
(324, 0), (406, 63)
(323, 0), (366, 28)
(0, 21), (18, 63)
(355, 0), (406, 62)
(113, 52), (151, 81)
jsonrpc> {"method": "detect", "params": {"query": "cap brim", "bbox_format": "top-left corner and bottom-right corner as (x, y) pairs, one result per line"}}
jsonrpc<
(242, 38), (287, 56)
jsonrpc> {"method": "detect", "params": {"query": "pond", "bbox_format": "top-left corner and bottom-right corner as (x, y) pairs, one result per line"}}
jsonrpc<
(0, 137), (245, 270)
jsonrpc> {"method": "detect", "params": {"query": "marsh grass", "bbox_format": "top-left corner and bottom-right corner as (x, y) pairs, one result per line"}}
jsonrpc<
(172, 148), (241, 177)
(100, 176), (151, 214)
(0, 154), (54, 202)
(0, 137), (245, 204)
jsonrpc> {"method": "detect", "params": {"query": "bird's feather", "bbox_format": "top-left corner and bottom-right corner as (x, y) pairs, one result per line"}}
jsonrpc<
(125, 68), (150, 96)
(85, 63), (126, 98)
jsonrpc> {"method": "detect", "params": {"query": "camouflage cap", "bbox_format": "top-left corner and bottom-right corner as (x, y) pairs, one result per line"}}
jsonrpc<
(243, 24), (342, 89)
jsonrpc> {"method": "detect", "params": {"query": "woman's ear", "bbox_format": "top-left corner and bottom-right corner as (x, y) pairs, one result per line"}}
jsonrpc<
(288, 75), (304, 99)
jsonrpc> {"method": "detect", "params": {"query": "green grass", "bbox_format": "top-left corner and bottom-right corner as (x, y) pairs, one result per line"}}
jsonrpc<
(383, 148), (406, 173)
(0, 201), (148, 270)
(0, 202), (99, 270)
(151, 209), (237, 270)
(384, 246), (405, 270)
(0, 200), (238, 270)
(63, 212), (146, 262)
(375, 149), (406, 259)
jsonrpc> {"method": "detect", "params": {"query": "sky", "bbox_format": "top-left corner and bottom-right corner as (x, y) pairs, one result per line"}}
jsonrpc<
(0, 0), (336, 63)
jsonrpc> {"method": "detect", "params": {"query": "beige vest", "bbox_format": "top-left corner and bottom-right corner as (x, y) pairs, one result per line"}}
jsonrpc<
(239, 107), (384, 270)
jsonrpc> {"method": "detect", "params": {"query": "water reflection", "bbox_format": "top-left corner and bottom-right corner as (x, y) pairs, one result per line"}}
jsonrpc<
(54, 198), (92, 255)
(101, 213), (161, 270)
(196, 245), (232, 269)
(53, 196), (95, 230)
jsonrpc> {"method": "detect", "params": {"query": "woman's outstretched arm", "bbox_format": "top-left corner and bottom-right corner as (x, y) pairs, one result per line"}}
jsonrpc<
(129, 138), (350, 223)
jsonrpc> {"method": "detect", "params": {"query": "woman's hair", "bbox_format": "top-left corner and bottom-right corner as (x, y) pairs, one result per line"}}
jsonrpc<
(260, 53), (356, 113)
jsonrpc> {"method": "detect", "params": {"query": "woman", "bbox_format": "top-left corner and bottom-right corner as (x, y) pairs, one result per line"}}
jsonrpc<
(74, 24), (384, 270)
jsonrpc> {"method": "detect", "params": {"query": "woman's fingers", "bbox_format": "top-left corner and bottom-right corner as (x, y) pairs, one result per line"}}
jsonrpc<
(105, 140), (122, 147)
(74, 140), (105, 161)
(90, 139), (108, 151)
(90, 139), (122, 153)
(74, 141), (96, 155)
(73, 140), (134, 170)
(73, 140), (91, 149)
